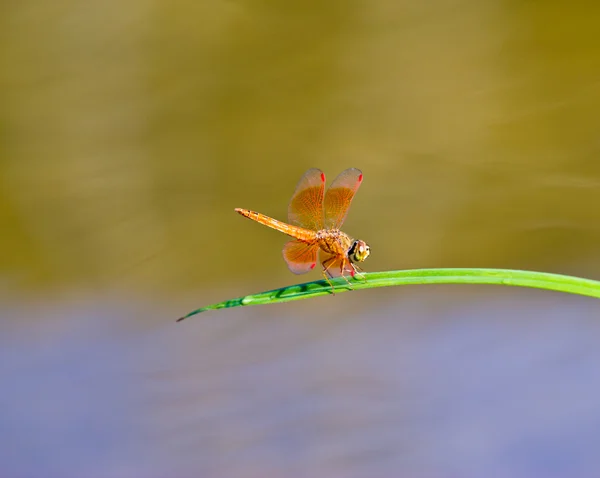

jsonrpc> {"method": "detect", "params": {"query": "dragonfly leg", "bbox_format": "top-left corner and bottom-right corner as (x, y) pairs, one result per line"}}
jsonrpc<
(351, 263), (367, 282)
(321, 256), (338, 293)
(322, 255), (357, 292)
(339, 258), (355, 289)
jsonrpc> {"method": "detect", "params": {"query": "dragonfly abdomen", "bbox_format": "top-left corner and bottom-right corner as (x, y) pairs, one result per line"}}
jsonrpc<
(235, 208), (316, 242)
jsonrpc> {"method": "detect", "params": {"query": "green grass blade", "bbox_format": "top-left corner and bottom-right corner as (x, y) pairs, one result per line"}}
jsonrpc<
(177, 268), (600, 321)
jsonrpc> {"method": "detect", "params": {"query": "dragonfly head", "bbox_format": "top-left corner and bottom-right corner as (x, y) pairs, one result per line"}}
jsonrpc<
(348, 239), (370, 263)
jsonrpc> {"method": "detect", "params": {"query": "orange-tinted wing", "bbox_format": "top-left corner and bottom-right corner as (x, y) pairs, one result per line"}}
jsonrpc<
(283, 240), (319, 274)
(288, 168), (325, 231)
(319, 250), (356, 278)
(323, 168), (363, 229)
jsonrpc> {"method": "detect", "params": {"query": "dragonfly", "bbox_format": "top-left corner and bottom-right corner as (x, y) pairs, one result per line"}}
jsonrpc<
(235, 168), (370, 287)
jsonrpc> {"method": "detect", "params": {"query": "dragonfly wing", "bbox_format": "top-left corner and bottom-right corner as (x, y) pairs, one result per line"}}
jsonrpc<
(319, 250), (355, 278)
(323, 168), (363, 229)
(283, 240), (319, 274)
(288, 168), (325, 231)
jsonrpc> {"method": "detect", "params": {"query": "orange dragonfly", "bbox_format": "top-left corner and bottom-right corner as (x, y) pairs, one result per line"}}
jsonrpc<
(235, 168), (370, 286)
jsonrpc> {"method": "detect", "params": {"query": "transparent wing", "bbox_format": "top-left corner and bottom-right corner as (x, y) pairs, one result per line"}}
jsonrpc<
(323, 168), (363, 229)
(283, 240), (319, 274)
(288, 168), (325, 231)
(319, 250), (356, 278)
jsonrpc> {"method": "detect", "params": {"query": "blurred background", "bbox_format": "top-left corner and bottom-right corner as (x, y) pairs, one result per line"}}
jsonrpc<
(2, 0), (600, 476)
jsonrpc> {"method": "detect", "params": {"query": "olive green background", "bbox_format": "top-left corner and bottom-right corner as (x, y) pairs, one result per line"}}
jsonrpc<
(2, 1), (600, 476)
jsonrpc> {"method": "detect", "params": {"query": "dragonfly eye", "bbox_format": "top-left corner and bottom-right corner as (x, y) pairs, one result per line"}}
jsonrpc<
(349, 240), (370, 262)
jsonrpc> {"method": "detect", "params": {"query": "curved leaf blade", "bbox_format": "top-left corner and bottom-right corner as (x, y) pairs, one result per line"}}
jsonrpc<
(177, 268), (600, 321)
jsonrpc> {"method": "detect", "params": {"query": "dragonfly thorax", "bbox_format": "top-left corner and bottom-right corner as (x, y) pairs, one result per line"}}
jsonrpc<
(316, 230), (370, 264)
(316, 229), (352, 256)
